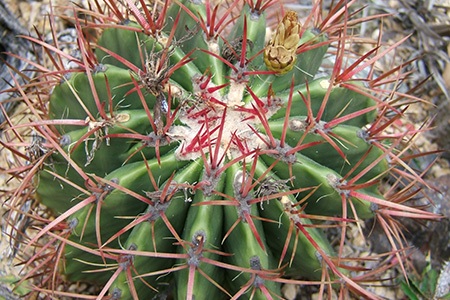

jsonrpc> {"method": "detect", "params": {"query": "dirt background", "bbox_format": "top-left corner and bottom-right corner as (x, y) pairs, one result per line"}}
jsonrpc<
(1, 0), (449, 299)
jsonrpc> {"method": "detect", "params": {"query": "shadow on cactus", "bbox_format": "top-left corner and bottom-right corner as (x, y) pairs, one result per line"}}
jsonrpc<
(0, 0), (443, 299)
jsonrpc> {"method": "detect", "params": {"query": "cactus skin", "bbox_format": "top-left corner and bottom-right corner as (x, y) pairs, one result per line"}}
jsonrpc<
(2, 0), (431, 299)
(37, 2), (382, 298)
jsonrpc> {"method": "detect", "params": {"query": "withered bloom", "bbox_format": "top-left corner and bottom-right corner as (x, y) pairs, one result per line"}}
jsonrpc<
(264, 11), (301, 74)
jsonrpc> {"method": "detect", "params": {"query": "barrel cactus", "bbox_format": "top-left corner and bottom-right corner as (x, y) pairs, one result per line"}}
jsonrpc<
(2, 0), (440, 299)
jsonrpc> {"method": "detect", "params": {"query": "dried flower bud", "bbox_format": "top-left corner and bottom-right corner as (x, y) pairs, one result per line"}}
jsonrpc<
(263, 11), (301, 74)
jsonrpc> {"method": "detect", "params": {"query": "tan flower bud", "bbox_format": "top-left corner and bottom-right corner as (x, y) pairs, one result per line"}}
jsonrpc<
(264, 11), (301, 74)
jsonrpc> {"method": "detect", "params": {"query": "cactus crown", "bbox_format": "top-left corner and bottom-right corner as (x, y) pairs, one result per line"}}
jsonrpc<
(1, 0), (441, 299)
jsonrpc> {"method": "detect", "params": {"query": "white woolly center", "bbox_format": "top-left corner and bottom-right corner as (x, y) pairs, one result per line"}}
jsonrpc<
(168, 78), (281, 161)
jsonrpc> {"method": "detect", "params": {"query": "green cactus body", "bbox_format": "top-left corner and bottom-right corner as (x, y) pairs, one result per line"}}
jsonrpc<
(33, 1), (393, 298)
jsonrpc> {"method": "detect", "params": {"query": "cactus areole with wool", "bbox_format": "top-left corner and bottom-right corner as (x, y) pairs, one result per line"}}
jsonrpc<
(26, 0), (429, 299)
